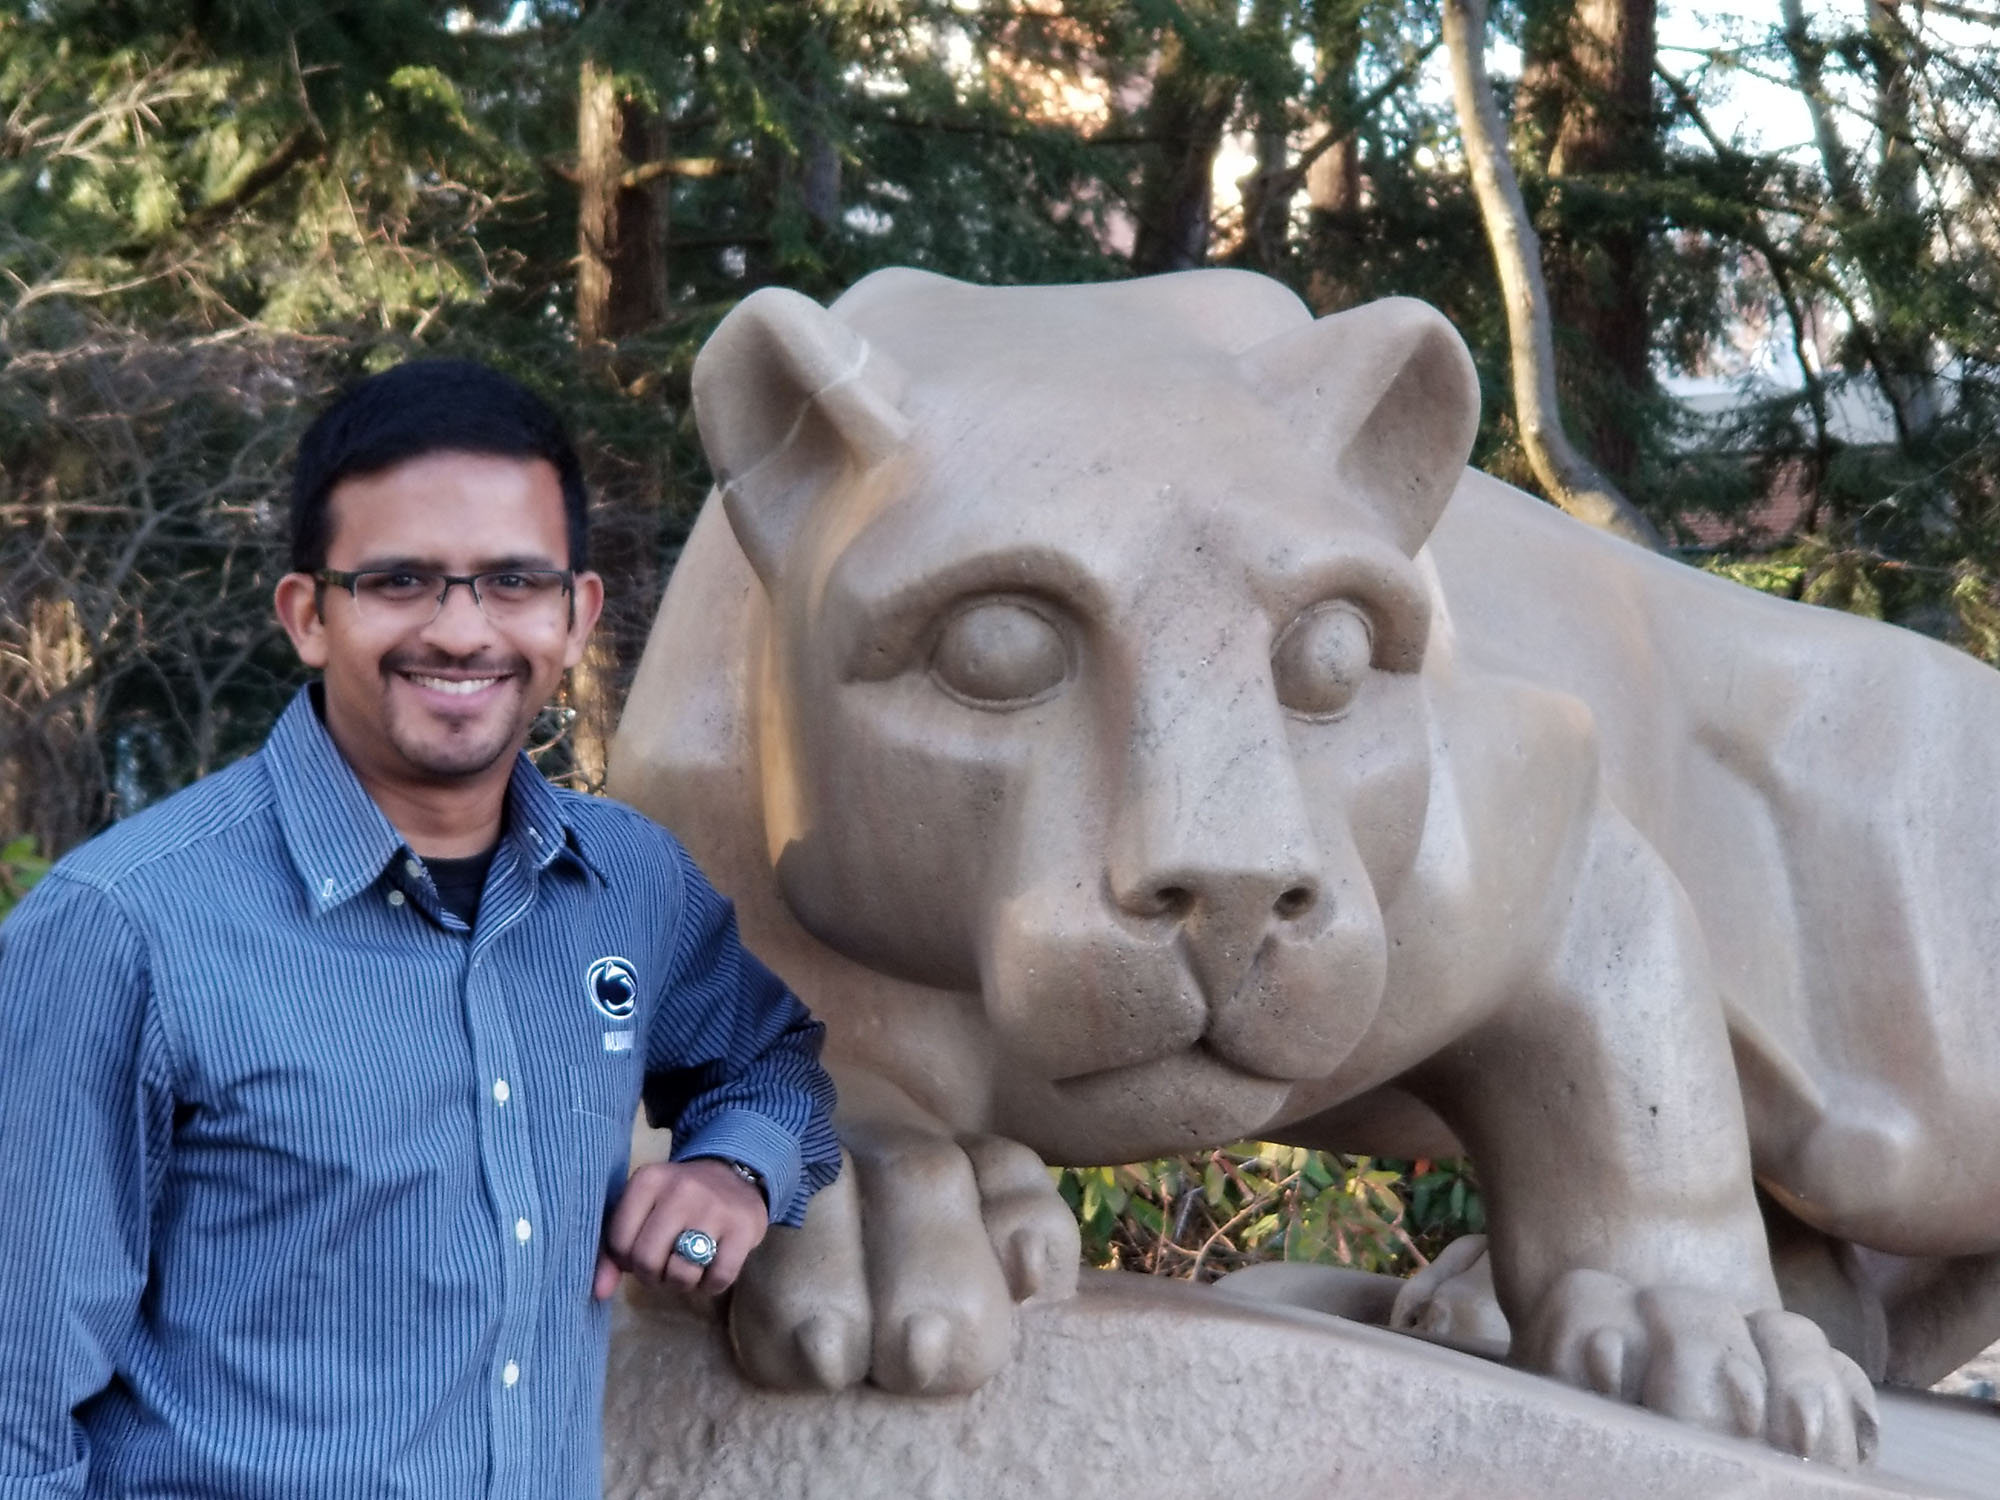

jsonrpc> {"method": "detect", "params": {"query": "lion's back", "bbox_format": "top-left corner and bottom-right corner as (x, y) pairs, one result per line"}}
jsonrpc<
(1432, 472), (2000, 1150)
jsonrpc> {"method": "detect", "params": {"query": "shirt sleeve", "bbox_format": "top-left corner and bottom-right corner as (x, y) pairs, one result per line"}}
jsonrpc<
(0, 875), (174, 1493)
(640, 848), (839, 1228)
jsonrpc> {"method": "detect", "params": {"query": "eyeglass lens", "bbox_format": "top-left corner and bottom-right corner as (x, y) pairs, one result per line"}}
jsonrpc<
(347, 570), (570, 621)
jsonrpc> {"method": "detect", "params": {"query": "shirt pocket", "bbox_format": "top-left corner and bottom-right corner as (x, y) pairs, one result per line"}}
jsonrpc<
(564, 1060), (640, 1284)
(568, 1053), (640, 1125)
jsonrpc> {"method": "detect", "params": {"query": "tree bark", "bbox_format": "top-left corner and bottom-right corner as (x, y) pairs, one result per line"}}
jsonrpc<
(1511, 0), (1573, 168)
(1865, 0), (1939, 438)
(1303, 0), (1366, 310)
(576, 56), (669, 349)
(1234, 0), (1294, 275)
(1131, 7), (1241, 275)
(573, 54), (670, 790)
(1780, 0), (1864, 215)
(1781, 0), (1937, 445)
(1543, 0), (1658, 486)
(1441, 0), (1665, 549)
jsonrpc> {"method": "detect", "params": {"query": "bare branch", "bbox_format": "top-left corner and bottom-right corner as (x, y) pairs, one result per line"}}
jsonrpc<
(1441, 0), (1665, 549)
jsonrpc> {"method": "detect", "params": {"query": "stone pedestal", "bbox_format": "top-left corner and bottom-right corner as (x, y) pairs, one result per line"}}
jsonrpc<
(603, 1269), (1997, 1499)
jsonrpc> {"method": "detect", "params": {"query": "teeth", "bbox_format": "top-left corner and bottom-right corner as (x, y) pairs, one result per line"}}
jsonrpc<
(409, 674), (501, 696)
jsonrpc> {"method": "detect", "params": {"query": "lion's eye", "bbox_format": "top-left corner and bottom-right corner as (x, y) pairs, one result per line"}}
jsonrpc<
(1272, 602), (1373, 718)
(930, 599), (1068, 708)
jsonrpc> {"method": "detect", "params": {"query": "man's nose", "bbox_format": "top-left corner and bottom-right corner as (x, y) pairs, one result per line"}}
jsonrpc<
(420, 580), (497, 650)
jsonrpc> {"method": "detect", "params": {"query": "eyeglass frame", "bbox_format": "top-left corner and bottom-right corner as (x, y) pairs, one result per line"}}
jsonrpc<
(312, 566), (577, 626)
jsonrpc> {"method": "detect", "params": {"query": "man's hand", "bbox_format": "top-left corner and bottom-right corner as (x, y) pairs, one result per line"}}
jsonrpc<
(593, 1158), (769, 1300)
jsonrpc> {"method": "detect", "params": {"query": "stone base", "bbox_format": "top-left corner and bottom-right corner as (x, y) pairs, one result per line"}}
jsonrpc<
(603, 1268), (1998, 1500)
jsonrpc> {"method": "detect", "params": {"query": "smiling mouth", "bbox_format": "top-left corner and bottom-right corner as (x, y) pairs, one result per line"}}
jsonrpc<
(403, 672), (507, 696)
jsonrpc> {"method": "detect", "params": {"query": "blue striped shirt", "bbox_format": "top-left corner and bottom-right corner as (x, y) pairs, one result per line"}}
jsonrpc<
(0, 687), (840, 1498)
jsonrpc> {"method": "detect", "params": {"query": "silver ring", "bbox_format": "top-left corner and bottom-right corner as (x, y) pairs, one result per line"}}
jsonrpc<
(674, 1228), (718, 1268)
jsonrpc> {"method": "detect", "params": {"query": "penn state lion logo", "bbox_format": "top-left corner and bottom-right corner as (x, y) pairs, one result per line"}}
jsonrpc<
(613, 267), (2000, 1467)
(586, 955), (637, 1022)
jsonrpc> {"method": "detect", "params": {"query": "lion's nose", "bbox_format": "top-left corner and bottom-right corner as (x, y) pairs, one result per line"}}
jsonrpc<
(1122, 875), (1320, 927)
(1116, 865), (1324, 1009)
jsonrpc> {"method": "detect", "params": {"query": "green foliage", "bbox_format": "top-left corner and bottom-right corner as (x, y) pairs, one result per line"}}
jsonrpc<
(1055, 1147), (1483, 1280)
(0, 836), (49, 922)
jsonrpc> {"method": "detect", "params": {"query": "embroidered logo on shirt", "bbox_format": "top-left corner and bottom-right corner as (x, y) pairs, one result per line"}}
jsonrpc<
(586, 955), (638, 1021)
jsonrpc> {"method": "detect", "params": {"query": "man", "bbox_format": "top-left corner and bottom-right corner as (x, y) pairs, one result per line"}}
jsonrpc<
(0, 361), (840, 1497)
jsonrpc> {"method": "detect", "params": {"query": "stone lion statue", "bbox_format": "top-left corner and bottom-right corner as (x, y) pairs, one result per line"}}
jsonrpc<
(610, 268), (2000, 1468)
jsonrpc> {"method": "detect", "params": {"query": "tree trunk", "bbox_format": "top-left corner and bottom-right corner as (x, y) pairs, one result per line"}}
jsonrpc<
(1542, 0), (1658, 486)
(577, 56), (669, 349)
(1303, 1), (1366, 310)
(1780, 0), (1863, 215)
(1234, 0), (1293, 275)
(1511, 0), (1573, 168)
(573, 55), (670, 790)
(1866, 0), (1939, 438)
(1781, 0), (1937, 446)
(1131, 7), (1241, 275)
(1441, 0), (1664, 549)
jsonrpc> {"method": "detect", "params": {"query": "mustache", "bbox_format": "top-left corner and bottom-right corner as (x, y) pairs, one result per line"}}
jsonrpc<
(382, 649), (529, 677)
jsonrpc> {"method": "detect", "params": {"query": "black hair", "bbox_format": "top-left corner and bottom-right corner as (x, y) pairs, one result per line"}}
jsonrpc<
(290, 360), (589, 573)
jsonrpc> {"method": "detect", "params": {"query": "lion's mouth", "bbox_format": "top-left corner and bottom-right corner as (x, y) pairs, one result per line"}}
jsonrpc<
(1036, 1043), (1301, 1151)
(1050, 1036), (1297, 1089)
(980, 885), (1384, 1098)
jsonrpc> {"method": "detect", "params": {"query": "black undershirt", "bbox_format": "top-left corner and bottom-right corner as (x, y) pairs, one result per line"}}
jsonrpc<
(423, 847), (496, 928)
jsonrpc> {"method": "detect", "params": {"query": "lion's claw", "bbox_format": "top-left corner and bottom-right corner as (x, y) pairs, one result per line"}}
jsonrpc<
(730, 1132), (1075, 1396)
(792, 1312), (866, 1391)
(1583, 1326), (1627, 1399)
(893, 1311), (955, 1391)
(1522, 1270), (1878, 1467)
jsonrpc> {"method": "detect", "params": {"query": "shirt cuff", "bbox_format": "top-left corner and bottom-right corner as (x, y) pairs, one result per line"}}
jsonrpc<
(672, 1109), (805, 1226)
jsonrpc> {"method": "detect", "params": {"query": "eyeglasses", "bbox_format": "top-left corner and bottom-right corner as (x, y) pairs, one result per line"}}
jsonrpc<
(314, 568), (574, 624)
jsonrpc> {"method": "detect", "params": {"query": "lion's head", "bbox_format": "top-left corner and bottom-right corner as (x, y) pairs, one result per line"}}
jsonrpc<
(691, 269), (1480, 1157)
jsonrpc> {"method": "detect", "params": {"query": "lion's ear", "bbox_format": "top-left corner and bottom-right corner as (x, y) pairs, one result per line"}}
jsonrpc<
(693, 286), (911, 582)
(1242, 296), (1479, 556)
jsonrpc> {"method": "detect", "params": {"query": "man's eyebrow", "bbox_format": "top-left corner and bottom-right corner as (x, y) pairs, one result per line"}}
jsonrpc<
(346, 554), (564, 572)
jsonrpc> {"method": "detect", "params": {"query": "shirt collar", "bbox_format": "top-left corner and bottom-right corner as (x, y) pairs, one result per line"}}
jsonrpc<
(502, 749), (602, 883)
(265, 685), (599, 914)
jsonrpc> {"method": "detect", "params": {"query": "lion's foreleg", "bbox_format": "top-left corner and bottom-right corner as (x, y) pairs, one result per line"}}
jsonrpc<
(1412, 809), (1877, 1465)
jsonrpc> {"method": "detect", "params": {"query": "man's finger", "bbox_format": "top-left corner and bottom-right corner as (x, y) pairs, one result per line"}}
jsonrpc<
(592, 1252), (623, 1301)
(603, 1168), (678, 1260)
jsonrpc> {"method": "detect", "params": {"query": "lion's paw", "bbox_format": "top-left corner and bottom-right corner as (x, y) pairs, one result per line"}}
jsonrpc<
(1519, 1268), (1879, 1467)
(729, 1135), (1079, 1396)
(727, 1154), (874, 1391)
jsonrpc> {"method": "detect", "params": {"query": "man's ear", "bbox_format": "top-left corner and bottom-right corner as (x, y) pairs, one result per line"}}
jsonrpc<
(274, 573), (329, 668)
(1239, 296), (1480, 556)
(563, 570), (606, 668)
(692, 286), (909, 585)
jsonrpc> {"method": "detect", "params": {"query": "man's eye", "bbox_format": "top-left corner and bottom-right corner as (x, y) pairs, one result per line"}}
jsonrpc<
(482, 572), (535, 595)
(359, 571), (433, 598)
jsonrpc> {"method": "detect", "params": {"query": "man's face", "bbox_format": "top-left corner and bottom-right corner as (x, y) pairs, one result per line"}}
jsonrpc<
(275, 450), (605, 791)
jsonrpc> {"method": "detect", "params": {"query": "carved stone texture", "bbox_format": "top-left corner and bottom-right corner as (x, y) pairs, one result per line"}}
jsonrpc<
(602, 1272), (1983, 1500)
(609, 268), (2000, 1468)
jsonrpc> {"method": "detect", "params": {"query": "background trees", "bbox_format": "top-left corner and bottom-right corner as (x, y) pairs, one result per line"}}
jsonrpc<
(6, 0), (1998, 1276)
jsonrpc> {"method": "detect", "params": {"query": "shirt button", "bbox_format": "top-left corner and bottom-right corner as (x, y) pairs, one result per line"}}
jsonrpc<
(404, 857), (423, 878)
(386, 889), (406, 908)
(492, 1078), (510, 1105)
(502, 1360), (519, 1388)
(514, 1217), (532, 1244)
